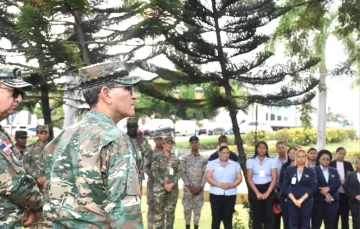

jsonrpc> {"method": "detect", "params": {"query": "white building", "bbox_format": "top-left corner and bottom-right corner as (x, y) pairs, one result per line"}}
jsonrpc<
(0, 110), (39, 127)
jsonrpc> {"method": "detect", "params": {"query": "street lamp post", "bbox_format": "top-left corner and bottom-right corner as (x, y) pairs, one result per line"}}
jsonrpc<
(194, 85), (204, 135)
(172, 89), (180, 140)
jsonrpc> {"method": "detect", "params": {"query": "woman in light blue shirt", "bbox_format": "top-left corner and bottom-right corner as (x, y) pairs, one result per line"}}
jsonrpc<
(246, 141), (277, 229)
(205, 146), (242, 229)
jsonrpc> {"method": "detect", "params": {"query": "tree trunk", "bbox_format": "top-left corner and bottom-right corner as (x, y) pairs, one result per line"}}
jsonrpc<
(316, 62), (327, 150)
(73, 10), (92, 66)
(40, 84), (53, 140)
(63, 75), (79, 129)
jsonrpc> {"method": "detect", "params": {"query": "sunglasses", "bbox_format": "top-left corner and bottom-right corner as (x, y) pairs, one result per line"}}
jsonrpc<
(0, 87), (25, 99)
(108, 85), (134, 95)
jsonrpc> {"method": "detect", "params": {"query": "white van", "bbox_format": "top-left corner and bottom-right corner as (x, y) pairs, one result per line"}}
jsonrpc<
(175, 120), (197, 136)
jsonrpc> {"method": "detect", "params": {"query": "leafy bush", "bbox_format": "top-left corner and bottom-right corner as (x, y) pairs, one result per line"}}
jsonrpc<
(274, 128), (349, 146)
(243, 130), (269, 146)
(346, 129), (358, 141)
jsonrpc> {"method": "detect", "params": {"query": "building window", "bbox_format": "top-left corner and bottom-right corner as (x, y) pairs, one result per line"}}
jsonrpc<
(270, 114), (275, 121)
(277, 115), (282, 121)
(266, 113), (269, 121)
(284, 117), (288, 121)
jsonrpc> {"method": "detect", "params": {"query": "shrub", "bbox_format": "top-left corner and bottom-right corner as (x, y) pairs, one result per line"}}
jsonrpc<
(346, 129), (358, 141)
(274, 128), (348, 146)
(243, 130), (269, 146)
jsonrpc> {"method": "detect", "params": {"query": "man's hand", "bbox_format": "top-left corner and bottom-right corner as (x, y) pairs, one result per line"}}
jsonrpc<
(325, 194), (332, 203)
(294, 199), (302, 208)
(164, 183), (174, 192)
(193, 186), (203, 194)
(355, 195), (360, 201)
(37, 176), (46, 186)
(186, 184), (195, 193)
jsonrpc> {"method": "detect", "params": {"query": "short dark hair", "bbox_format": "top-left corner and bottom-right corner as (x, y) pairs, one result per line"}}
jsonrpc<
(317, 149), (333, 161)
(218, 135), (228, 143)
(82, 82), (116, 108)
(219, 145), (229, 152)
(336, 147), (346, 153)
(276, 141), (285, 147)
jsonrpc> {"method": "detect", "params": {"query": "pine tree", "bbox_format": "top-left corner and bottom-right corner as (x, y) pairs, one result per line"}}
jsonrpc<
(130, 0), (320, 173)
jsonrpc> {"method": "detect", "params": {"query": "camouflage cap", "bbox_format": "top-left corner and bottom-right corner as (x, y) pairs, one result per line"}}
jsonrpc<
(0, 66), (33, 91)
(164, 136), (175, 144)
(78, 61), (142, 88)
(154, 132), (163, 140)
(127, 117), (139, 126)
(15, 130), (28, 138)
(36, 125), (49, 132)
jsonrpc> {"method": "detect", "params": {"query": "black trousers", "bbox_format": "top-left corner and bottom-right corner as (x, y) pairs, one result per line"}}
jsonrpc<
(312, 201), (339, 229)
(350, 207), (360, 229)
(334, 193), (349, 229)
(274, 195), (290, 229)
(249, 183), (274, 229)
(209, 193), (236, 229)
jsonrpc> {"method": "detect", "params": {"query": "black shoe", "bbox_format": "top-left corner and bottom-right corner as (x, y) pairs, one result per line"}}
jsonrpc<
(186, 225), (190, 229)
(195, 225), (198, 229)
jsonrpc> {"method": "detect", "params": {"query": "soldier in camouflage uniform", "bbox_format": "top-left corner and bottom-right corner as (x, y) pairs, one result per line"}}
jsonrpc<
(127, 117), (153, 181)
(145, 132), (164, 229)
(151, 136), (181, 229)
(42, 61), (144, 228)
(0, 66), (43, 228)
(180, 136), (207, 229)
(23, 125), (49, 229)
(14, 130), (28, 160)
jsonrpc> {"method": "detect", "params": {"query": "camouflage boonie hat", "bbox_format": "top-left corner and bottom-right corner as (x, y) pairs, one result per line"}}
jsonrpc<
(127, 117), (139, 126)
(0, 66), (33, 91)
(36, 125), (49, 132)
(78, 61), (142, 88)
(164, 136), (175, 144)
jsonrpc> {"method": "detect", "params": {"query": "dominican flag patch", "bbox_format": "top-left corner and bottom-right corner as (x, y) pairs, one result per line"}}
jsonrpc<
(1, 139), (14, 155)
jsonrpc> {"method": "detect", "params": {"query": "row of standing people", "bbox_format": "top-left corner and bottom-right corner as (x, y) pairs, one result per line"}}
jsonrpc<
(247, 141), (360, 229)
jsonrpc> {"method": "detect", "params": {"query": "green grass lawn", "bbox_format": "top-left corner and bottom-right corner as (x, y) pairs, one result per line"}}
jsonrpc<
(140, 197), (354, 229)
(141, 196), (249, 229)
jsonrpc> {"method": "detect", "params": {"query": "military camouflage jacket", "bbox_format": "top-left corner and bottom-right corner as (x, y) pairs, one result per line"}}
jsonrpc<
(0, 126), (43, 229)
(14, 144), (28, 161)
(145, 147), (163, 179)
(23, 140), (47, 179)
(130, 136), (152, 180)
(151, 153), (181, 186)
(180, 152), (207, 187)
(43, 111), (143, 229)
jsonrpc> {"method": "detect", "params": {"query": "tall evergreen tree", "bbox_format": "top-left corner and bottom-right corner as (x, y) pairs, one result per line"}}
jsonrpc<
(130, 0), (320, 173)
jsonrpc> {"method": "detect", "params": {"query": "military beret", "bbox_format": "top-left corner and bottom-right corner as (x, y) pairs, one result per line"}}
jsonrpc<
(164, 136), (175, 144)
(127, 117), (139, 126)
(37, 125), (49, 132)
(15, 130), (28, 138)
(78, 61), (142, 88)
(0, 66), (33, 91)
(189, 136), (199, 142)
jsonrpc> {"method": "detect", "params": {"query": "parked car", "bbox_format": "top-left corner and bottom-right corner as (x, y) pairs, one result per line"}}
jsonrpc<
(198, 122), (225, 135)
(239, 121), (273, 134)
(143, 119), (175, 138)
(175, 120), (197, 136)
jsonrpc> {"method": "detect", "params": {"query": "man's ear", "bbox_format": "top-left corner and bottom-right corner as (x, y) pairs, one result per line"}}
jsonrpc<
(99, 86), (112, 104)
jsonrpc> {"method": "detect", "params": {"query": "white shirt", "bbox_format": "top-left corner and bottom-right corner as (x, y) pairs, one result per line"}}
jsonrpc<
(357, 173), (360, 183)
(336, 161), (345, 193)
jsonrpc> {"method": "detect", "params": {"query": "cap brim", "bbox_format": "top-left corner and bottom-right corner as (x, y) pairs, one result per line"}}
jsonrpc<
(113, 75), (142, 85)
(166, 140), (175, 144)
(1, 79), (33, 91)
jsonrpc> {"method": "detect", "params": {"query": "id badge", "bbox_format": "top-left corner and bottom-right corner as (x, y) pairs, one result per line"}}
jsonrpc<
(169, 168), (174, 175)
(259, 170), (265, 178)
(291, 177), (297, 185)
(219, 167), (224, 171)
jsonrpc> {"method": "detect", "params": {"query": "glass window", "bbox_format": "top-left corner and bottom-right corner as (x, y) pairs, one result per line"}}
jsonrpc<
(266, 113), (269, 121)
(270, 114), (275, 121)
(284, 117), (288, 121)
(277, 115), (282, 121)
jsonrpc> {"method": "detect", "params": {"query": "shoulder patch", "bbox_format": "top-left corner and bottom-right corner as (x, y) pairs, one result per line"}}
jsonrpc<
(10, 151), (23, 167)
(0, 139), (14, 155)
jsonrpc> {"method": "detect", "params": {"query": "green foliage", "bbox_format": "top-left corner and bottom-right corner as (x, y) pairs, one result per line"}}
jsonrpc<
(274, 128), (350, 147)
(232, 210), (246, 229)
(346, 129), (358, 141)
(243, 131), (269, 146)
(297, 103), (316, 129)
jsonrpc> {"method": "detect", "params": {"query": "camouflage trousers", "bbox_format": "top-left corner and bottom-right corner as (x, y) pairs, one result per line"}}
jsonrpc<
(182, 188), (204, 225)
(147, 178), (155, 229)
(154, 184), (179, 229)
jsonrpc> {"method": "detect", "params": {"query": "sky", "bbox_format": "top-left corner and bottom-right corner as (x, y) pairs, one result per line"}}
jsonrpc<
(0, 1), (359, 134)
